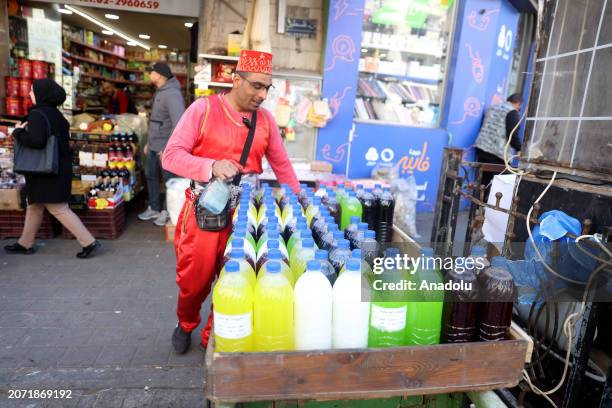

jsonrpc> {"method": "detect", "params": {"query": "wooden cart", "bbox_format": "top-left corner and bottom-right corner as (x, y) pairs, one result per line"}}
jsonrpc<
(205, 324), (532, 408)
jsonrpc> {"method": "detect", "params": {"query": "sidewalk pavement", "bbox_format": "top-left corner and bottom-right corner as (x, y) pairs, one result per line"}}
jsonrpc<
(0, 211), (211, 407)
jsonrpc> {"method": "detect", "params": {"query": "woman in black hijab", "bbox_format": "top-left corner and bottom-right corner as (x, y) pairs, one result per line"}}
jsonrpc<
(5, 79), (100, 258)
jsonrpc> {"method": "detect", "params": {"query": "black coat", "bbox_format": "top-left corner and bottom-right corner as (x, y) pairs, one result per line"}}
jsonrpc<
(13, 105), (72, 204)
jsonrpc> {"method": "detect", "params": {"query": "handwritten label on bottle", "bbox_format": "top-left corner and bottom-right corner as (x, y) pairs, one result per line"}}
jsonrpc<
(214, 311), (252, 339)
(371, 304), (407, 332)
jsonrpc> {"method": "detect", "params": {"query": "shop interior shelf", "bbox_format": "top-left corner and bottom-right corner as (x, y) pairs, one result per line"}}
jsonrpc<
(70, 39), (127, 60)
(69, 55), (140, 73)
(206, 325), (530, 404)
(361, 42), (443, 58)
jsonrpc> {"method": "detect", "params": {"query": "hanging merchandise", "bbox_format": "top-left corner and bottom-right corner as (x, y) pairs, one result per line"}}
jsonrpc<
(307, 99), (332, 128)
(275, 98), (292, 128)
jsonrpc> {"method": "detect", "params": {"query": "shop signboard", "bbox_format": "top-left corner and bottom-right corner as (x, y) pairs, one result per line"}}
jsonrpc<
(33, 0), (200, 17)
(348, 123), (447, 212)
(316, 0), (364, 175)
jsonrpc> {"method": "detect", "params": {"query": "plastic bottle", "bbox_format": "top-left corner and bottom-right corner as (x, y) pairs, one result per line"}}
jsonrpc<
(320, 224), (340, 252)
(335, 186), (347, 207)
(281, 203), (303, 233)
(469, 245), (489, 276)
(231, 223), (258, 254)
(213, 260), (254, 352)
(274, 184), (291, 210)
(405, 247), (444, 345)
(256, 237), (290, 271)
(361, 188), (378, 232)
(376, 187), (395, 243)
(477, 257), (515, 341)
(344, 215), (361, 248)
(354, 184), (365, 202)
(315, 249), (336, 285)
(351, 222), (369, 250)
(332, 259), (370, 349)
(224, 237), (257, 270)
(441, 261), (479, 343)
(340, 191), (363, 231)
(259, 248), (294, 286)
(368, 248), (408, 348)
(287, 220), (308, 256)
(306, 196), (323, 228)
(256, 223), (286, 254)
(311, 212), (331, 247)
(372, 183), (384, 201)
(315, 185), (328, 199)
(290, 237), (317, 282)
(257, 211), (283, 243)
(356, 230), (380, 269)
(329, 239), (351, 275)
(253, 261), (294, 351)
(325, 193), (341, 226)
(294, 260), (333, 350)
(221, 248), (256, 289)
(297, 184), (310, 208)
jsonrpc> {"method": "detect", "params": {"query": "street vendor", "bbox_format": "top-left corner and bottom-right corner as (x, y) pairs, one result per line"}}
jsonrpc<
(162, 50), (299, 354)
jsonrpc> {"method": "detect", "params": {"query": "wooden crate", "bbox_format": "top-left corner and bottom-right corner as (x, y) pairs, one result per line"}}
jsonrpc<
(205, 326), (530, 405)
(61, 203), (125, 240)
(0, 209), (56, 239)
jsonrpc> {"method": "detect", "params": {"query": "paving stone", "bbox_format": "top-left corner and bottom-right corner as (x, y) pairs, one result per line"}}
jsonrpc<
(21, 328), (93, 347)
(120, 328), (159, 346)
(94, 346), (136, 367)
(0, 328), (29, 346)
(21, 347), (68, 368)
(130, 346), (170, 367)
(86, 329), (125, 346)
(58, 347), (101, 368)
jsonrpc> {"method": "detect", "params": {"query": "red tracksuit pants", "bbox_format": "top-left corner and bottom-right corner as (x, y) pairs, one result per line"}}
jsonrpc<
(173, 189), (232, 346)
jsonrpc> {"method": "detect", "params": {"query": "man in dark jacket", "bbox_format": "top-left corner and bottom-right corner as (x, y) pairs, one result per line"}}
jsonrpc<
(138, 63), (185, 226)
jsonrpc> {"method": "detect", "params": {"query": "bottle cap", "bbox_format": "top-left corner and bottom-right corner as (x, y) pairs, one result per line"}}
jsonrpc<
(268, 249), (282, 260)
(315, 249), (329, 260)
(232, 238), (244, 247)
(420, 247), (435, 257)
(306, 260), (321, 271)
(470, 245), (487, 257)
(365, 230), (375, 239)
(338, 239), (350, 249)
(268, 239), (280, 249)
(358, 222), (369, 231)
(313, 196), (321, 205)
(267, 261), (281, 273)
(375, 184), (381, 189)
(346, 259), (361, 272)
(352, 249), (362, 259)
(302, 238), (314, 248)
(268, 230), (280, 240)
(356, 184), (363, 189)
(333, 230), (344, 240)
(234, 228), (247, 237)
(231, 248), (245, 259)
(350, 215), (361, 224)
(297, 221), (308, 230)
(225, 261), (239, 273)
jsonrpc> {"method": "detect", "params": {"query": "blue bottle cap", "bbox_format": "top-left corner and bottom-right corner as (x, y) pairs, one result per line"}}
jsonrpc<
(233, 238), (244, 247)
(420, 247), (435, 257)
(231, 248), (245, 259)
(325, 216), (334, 223)
(225, 261), (239, 273)
(491, 256), (505, 268)
(293, 203), (302, 211)
(313, 196), (321, 205)
(365, 230), (376, 239)
(383, 187), (391, 192)
(333, 230), (344, 240)
(234, 228), (247, 237)
(470, 245), (486, 256)
(350, 215), (361, 224)
(365, 187), (373, 192)
(268, 229), (280, 240)
(352, 249), (362, 258)
(338, 239), (350, 250)
(297, 221), (308, 230)
(268, 249), (282, 260)
(302, 238), (314, 248)
(267, 261), (281, 273)
(346, 259), (361, 272)
(348, 191), (356, 197)
(299, 183), (308, 188)
(375, 184), (381, 188)
(306, 260), (321, 271)
(358, 222), (369, 231)
(268, 216), (279, 225)
(268, 239), (280, 249)
(315, 249), (328, 260)
(356, 184), (363, 189)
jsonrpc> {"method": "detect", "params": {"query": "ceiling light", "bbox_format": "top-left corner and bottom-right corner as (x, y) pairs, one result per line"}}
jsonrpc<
(101, 30), (114, 35)
(63, 6), (150, 50)
(139, 34), (150, 40)
(170, 51), (177, 55)
(105, 14), (119, 20)
(158, 44), (168, 49)
(127, 41), (137, 46)
(58, 8), (73, 14)
(184, 22), (194, 28)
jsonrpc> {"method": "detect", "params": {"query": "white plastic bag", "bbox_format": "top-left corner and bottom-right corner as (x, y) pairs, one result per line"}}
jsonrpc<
(166, 178), (191, 226)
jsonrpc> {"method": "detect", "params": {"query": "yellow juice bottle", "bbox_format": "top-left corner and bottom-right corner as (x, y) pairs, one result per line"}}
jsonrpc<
(254, 261), (294, 351)
(213, 261), (254, 352)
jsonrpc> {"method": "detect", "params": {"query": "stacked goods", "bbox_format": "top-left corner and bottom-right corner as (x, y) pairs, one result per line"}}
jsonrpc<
(5, 59), (52, 117)
(212, 184), (515, 353)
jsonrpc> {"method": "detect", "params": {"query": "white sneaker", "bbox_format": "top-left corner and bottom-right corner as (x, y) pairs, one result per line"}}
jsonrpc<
(153, 210), (170, 227)
(138, 206), (161, 221)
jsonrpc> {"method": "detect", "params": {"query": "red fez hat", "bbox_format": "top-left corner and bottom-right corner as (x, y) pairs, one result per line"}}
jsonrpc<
(236, 50), (273, 75)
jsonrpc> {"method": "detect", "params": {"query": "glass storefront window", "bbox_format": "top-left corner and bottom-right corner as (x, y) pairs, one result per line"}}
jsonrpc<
(356, 0), (456, 127)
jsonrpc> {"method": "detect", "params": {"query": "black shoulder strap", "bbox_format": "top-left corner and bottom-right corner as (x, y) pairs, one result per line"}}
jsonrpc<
(232, 110), (257, 186)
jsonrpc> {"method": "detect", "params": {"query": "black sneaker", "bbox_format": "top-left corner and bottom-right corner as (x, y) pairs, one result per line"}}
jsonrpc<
(76, 240), (101, 259)
(4, 243), (35, 255)
(172, 325), (191, 354)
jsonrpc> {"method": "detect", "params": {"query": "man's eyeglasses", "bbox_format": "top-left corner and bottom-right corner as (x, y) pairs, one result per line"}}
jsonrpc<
(237, 73), (274, 92)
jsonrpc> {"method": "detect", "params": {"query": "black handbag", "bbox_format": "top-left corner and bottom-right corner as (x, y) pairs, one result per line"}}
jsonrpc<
(194, 111), (258, 231)
(13, 110), (59, 176)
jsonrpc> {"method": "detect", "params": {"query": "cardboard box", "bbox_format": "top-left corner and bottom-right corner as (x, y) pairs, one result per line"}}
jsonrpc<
(0, 188), (22, 210)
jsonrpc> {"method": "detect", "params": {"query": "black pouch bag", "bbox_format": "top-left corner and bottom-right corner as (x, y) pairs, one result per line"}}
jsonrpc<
(193, 111), (257, 231)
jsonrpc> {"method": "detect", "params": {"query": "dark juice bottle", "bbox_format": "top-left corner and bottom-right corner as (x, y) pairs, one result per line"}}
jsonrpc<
(441, 262), (479, 343)
(361, 188), (378, 232)
(326, 194), (341, 227)
(376, 187), (395, 243)
(477, 257), (516, 341)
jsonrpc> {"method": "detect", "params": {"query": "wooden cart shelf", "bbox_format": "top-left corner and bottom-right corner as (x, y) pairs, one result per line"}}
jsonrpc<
(205, 325), (531, 405)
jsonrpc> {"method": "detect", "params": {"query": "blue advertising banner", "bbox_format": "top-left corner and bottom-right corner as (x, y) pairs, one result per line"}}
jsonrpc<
(315, 0), (365, 175)
(347, 124), (447, 212)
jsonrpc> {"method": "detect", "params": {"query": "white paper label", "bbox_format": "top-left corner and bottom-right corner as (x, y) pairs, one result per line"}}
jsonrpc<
(214, 311), (252, 340)
(371, 304), (407, 332)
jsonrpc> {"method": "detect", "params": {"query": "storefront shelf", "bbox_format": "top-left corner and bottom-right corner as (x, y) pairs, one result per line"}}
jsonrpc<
(70, 55), (140, 73)
(70, 39), (127, 60)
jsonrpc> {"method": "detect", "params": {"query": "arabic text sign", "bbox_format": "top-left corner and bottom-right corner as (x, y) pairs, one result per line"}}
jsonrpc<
(33, 0), (200, 17)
